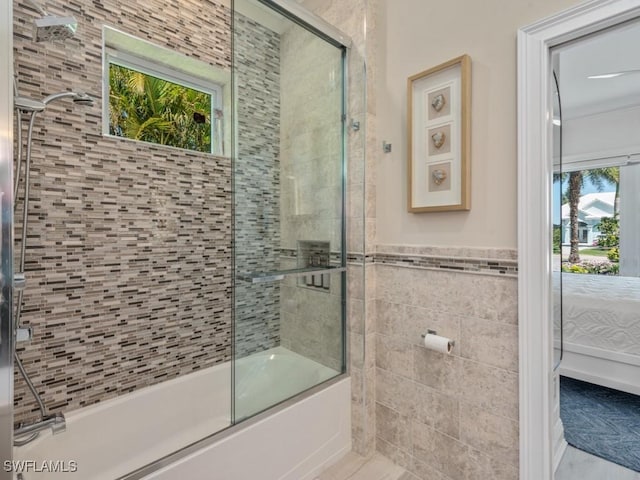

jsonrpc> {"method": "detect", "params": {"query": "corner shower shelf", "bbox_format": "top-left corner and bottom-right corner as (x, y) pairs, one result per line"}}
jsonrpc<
(237, 266), (346, 284)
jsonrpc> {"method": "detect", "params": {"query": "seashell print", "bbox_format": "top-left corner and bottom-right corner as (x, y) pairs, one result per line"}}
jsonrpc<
(431, 93), (446, 112)
(431, 131), (446, 149)
(432, 168), (447, 185)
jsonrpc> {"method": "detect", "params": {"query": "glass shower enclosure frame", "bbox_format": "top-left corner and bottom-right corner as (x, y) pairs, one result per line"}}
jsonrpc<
(0, 0), (354, 477)
(0, 0), (14, 477)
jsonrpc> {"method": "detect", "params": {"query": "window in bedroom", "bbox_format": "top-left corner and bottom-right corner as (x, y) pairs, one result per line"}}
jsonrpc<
(554, 165), (630, 276)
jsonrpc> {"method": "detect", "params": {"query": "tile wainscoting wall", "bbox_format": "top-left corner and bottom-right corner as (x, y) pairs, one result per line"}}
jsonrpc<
(373, 244), (519, 480)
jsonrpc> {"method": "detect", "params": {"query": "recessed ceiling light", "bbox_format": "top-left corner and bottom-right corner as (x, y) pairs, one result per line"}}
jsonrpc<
(587, 69), (640, 79)
(588, 73), (624, 79)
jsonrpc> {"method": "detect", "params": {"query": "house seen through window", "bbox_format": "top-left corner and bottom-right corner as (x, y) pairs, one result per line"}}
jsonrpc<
(554, 166), (620, 275)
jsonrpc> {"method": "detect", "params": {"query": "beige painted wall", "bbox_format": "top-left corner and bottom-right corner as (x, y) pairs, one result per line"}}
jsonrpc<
(376, 0), (580, 249)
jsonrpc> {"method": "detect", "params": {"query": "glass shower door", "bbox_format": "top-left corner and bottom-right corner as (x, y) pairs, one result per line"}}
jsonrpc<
(552, 66), (563, 370)
(232, 0), (346, 421)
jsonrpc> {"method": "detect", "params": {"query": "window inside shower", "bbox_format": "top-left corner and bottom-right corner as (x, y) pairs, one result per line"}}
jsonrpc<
(108, 62), (216, 153)
(102, 26), (228, 156)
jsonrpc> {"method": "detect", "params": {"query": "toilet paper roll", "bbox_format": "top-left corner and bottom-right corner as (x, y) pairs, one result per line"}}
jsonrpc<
(423, 333), (454, 354)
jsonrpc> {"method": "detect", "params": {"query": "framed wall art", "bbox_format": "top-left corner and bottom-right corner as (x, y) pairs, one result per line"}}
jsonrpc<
(407, 54), (471, 212)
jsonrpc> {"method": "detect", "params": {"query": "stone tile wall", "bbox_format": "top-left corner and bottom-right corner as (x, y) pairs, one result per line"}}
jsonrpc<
(374, 245), (519, 480)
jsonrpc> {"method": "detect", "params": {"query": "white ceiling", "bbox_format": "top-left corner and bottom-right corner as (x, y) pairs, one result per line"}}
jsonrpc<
(555, 19), (640, 119)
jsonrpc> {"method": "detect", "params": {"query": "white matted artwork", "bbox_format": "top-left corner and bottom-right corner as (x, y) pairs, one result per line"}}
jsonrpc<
(408, 55), (471, 212)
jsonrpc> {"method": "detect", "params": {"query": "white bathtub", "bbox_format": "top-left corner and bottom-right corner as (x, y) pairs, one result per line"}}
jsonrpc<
(13, 347), (350, 480)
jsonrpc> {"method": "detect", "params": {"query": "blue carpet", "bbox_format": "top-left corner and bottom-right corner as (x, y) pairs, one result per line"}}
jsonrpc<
(560, 376), (640, 472)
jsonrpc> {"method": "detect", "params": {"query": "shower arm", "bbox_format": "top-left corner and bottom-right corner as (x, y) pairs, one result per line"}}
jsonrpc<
(24, 0), (48, 17)
(43, 91), (79, 105)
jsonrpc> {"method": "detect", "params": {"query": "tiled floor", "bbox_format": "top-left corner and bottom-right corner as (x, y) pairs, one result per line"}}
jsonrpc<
(317, 446), (640, 480)
(556, 446), (640, 480)
(315, 452), (418, 480)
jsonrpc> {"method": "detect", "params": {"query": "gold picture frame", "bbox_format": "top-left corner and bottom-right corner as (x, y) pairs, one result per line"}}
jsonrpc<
(408, 54), (471, 212)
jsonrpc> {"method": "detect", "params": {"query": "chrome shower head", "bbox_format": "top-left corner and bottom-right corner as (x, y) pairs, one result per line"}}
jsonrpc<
(25, 0), (77, 42)
(33, 15), (78, 42)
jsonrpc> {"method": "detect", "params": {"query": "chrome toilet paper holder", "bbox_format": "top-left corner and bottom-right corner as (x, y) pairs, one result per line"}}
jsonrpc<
(421, 329), (455, 347)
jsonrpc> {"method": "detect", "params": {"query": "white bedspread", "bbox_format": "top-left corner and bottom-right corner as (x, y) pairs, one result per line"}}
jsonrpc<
(553, 272), (640, 355)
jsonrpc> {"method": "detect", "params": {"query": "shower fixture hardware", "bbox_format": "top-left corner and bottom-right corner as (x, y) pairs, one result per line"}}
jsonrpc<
(24, 0), (78, 42)
(237, 266), (345, 284)
(33, 15), (78, 42)
(16, 327), (33, 343)
(297, 240), (331, 291)
(351, 120), (360, 131)
(11, 78), (93, 446)
(14, 413), (66, 438)
(13, 272), (26, 290)
(239, 272), (285, 283)
(14, 96), (46, 113)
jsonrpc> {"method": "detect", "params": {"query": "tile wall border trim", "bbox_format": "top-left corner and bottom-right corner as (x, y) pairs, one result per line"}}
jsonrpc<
(282, 246), (518, 278)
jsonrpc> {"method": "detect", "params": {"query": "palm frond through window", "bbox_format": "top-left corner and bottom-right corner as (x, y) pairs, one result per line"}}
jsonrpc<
(109, 64), (212, 153)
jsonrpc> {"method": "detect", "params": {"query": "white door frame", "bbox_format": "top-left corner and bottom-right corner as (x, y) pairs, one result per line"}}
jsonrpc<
(517, 1), (640, 479)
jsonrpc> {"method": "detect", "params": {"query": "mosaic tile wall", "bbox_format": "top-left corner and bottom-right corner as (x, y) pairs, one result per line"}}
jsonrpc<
(12, 0), (280, 421)
(374, 245), (518, 278)
(233, 15), (281, 358)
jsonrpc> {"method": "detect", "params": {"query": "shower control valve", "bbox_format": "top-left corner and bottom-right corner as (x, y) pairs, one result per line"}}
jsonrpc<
(16, 327), (33, 343)
(13, 272), (26, 291)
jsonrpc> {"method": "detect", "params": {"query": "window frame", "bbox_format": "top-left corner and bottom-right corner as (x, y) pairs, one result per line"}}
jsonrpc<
(103, 48), (223, 154)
